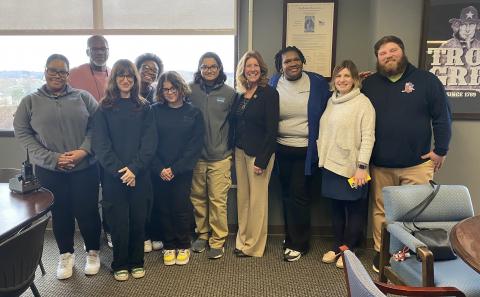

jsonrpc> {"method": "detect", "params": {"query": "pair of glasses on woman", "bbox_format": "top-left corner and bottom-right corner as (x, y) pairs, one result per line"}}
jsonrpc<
(140, 65), (158, 76)
(117, 74), (134, 81)
(161, 87), (177, 94)
(46, 68), (69, 78)
(200, 64), (219, 71)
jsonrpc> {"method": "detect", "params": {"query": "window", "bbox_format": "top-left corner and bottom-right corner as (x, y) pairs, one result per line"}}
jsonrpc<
(0, 0), (237, 132)
(0, 35), (235, 131)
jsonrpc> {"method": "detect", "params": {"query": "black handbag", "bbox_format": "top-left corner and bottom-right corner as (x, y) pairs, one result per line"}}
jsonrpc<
(402, 180), (457, 261)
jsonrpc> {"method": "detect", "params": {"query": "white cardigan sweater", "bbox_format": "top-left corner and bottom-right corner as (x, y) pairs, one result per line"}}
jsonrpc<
(317, 88), (376, 178)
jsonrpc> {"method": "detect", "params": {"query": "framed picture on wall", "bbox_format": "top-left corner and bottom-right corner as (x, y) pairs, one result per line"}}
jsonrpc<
(420, 0), (480, 120)
(283, 0), (337, 78)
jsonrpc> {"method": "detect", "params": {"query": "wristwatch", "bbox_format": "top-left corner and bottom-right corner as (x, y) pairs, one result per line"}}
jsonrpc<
(358, 163), (368, 170)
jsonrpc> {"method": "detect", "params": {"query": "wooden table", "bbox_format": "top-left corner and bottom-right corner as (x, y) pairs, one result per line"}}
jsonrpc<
(450, 215), (480, 274)
(0, 183), (54, 243)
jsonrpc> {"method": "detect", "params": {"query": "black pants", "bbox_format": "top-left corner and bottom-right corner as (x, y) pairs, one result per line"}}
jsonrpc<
(145, 174), (159, 242)
(98, 165), (110, 234)
(152, 172), (194, 250)
(35, 165), (101, 254)
(102, 173), (152, 271)
(277, 144), (315, 253)
(330, 198), (367, 253)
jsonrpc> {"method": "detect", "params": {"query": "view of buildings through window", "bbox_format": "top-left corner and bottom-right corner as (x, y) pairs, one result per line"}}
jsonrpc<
(0, 35), (235, 130)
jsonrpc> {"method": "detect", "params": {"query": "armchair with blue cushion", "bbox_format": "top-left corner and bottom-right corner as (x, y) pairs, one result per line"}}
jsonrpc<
(379, 184), (480, 296)
(342, 248), (465, 297)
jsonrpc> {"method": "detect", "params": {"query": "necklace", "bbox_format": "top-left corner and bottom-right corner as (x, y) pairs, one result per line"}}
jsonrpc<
(89, 65), (109, 100)
(244, 85), (258, 99)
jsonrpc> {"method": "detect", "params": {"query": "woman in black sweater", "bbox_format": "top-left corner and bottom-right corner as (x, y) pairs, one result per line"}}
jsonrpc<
(135, 53), (164, 253)
(232, 51), (279, 257)
(151, 71), (204, 266)
(135, 53), (163, 105)
(92, 59), (157, 281)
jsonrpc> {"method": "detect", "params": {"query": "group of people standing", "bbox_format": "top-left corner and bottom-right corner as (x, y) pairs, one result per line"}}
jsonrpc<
(12, 33), (451, 282)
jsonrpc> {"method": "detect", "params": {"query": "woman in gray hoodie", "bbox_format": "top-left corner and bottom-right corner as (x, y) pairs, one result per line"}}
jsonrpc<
(13, 54), (101, 280)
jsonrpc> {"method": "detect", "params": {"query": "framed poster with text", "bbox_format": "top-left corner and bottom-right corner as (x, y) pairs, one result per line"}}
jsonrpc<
(420, 0), (480, 119)
(283, 0), (337, 79)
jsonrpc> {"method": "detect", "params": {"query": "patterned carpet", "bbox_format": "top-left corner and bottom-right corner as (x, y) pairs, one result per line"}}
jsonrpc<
(20, 231), (377, 297)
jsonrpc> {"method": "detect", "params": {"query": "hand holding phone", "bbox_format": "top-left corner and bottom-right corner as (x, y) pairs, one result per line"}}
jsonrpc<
(348, 174), (371, 189)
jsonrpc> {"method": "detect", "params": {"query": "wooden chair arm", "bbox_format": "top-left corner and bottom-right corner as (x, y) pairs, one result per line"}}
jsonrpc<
(416, 246), (435, 287)
(373, 280), (466, 296)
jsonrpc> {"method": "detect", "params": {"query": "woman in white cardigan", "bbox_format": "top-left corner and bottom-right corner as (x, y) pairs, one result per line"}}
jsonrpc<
(316, 60), (375, 269)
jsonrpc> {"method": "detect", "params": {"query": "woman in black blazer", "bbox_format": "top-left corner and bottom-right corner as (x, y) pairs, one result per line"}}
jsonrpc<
(232, 50), (279, 257)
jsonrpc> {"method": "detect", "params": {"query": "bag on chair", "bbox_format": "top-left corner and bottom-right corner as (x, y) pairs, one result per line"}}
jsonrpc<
(402, 181), (457, 261)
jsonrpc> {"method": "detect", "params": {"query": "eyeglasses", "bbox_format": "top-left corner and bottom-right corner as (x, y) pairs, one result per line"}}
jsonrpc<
(141, 64), (158, 76)
(200, 64), (219, 71)
(117, 74), (134, 81)
(46, 68), (69, 78)
(161, 87), (177, 94)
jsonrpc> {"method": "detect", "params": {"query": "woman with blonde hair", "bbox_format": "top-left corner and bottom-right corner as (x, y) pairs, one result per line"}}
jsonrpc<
(231, 51), (279, 257)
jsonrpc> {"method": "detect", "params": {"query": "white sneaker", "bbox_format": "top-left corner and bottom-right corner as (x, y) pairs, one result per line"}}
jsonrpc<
(284, 248), (302, 262)
(176, 249), (191, 265)
(84, 250), (100, 275)
(144, 240), (152, 253)
(106, 233), (113, 248)
(163, 249), (176, 266)
(152, 241), (164, 251)
(57, 253), (75, 280)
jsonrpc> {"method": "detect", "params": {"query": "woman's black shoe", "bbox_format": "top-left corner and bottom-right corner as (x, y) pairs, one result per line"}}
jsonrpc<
(236, 250), (251, 257)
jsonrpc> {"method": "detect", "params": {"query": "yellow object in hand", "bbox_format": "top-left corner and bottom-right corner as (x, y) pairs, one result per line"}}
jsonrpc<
(348, 174), (371, 188)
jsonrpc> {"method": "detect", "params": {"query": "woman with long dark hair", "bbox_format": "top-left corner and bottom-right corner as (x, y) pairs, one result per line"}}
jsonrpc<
(92, 59), (157, 281)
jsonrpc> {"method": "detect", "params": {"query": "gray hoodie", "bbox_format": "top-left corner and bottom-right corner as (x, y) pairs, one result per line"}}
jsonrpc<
(13, 85), (98, 171)
(189, 81), (235, 161)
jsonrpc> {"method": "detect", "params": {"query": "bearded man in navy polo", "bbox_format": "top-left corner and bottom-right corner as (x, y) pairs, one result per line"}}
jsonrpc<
(362, 35), (452, 273)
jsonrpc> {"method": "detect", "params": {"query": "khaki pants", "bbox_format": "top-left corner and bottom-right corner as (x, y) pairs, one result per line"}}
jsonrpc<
(371, 160), (434, 252)
(235, 148), (274, 257)
(190, 156), (232, 249)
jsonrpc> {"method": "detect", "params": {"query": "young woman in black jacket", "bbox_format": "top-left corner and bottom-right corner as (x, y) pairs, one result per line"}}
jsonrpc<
(92, 59), (157, 281)
(150, 71), (204, 266)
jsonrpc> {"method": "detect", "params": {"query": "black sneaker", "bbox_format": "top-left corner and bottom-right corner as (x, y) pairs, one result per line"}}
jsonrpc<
(236, 250), (251, 257)
(207, 247), (224, 259)
(191, 238), (207, 253)
(372, 251), (380, 273)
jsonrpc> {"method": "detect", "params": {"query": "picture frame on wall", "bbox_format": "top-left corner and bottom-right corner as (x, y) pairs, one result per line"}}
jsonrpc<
(420, 0), (480, 120)
(283, 0), (337, 79)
